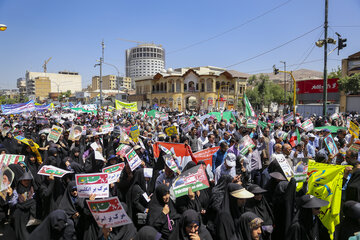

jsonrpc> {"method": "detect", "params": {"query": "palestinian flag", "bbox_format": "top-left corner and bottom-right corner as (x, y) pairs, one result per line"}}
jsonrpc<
(243, 93), (256, 117)
(289, 127), (301, 148)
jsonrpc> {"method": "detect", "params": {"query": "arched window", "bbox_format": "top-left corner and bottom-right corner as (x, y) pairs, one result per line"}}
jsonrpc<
(160, 83), (164, 91)
(189, 81), (195, 91)
(156, 83), (159, 91)
(152, 85), (155, 92)
(216, 81), (220, 90)
(184, 83), (187, 91)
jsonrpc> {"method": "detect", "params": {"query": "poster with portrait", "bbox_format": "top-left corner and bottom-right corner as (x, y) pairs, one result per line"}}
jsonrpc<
(324, 134), (339, 155)
(0, 167), (14, 192)
(293, 158), (309, 182)
(69, 125), (85, 141)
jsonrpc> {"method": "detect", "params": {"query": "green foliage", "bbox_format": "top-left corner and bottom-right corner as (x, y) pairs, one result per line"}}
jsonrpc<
(338, 73), (360, 95)
(328, 66), (342, 79)
(0, 95), (27, 104)
(246, 75), (287, 111)
(247, 75), (257, 85)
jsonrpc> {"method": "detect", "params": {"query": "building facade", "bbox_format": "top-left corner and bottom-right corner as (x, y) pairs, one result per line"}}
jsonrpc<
(340, 51), (360, 112)
(26, 71), (82, 96)
(125, 44), (165, 80)
(91, 75), (132, 91)
(130, 66), (247, 111)
(34, 77), (51, 100)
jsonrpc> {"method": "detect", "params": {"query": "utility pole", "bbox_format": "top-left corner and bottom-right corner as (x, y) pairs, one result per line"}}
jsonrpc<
(323, 0), (328, 116)
(280, 61), (286, 110)
(100, 40), (104, 107)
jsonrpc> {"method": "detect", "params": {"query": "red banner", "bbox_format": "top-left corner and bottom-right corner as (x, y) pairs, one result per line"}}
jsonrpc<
(153, 142), (195, 167)
(192, 146), (219, 167)
(296, 78), (339, 94)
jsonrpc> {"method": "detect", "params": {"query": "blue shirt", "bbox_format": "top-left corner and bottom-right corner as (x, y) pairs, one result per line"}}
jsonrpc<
(212, 150), (227, 173)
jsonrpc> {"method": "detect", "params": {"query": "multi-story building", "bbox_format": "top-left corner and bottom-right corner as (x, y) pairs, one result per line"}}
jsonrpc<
(129, 66), (247, 111)
(91, 75), (132, 91)
(17, 78), (26, 96)
(26, 71), (82, 96)
(125, 44), (165, 82)
(34, 77), (51, 100)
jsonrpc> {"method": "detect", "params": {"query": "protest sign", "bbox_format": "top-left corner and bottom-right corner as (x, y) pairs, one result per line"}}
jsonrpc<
(238, 135), (255, 155)
(274, 154), (294, 181)
(69, 125), (85, 141)
(15, 136), (42, 163)
(172, 164), (209, 198)
(38, 165), (71, 178)
(87, 197), (132, 228)
(181, 121), (194, 133)
(100, 123), (114, 134)
(90, 142), (105, 161)
(349, 141), (360, 153)
(300, 119), (314, 132)
(159, 144), (174, 156)
(159, 114), (169, 122)
(199, 114), (210, 123)
(153, 142), (194, 170)
(76, 173), (109, 198)
(47, 125), (63, 143)
(0, 154), (25, 168)
(116, 144), (132, 157)
(115, 100), (137, 112)
(0, 167), (14, 192)
(246, 118), (258, 128)
(193, 147), (220, 167)
(179, 117), (186, 125)
(102, 163), (125, 184)
(144, 168), (153, 178)
(293, 158), (309, 182)
(330, 113), (340, 121)
(258, 120), (267, 129)
(165, 126), (178, 136)
(163, 154), (179, 172)
(324, 134), (339, 155)
(348, 121), (359, 138)
(125, 149), (142, 171)
(130, 125), (140, 142)
(284, 113), (294, 123)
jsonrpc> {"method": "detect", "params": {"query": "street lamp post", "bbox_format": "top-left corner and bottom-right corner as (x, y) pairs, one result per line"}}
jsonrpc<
(94, 40), (105, 107)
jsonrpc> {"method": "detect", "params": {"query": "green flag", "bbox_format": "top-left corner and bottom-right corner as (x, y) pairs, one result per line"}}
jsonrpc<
(243, 93), (256, 117)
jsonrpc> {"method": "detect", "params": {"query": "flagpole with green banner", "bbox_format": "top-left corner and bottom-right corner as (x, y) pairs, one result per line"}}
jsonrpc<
(243, 93), (256, 117)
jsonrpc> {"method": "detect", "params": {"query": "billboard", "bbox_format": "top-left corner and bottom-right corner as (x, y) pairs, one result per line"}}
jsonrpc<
(296, 78), (339, 94)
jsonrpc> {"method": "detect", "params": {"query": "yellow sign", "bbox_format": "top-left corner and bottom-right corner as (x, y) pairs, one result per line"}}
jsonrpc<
(165, 126), (178, 136)
(130, 126), (140, 142)
(115, 100), (137, 112)
(349, 121), (359, 138)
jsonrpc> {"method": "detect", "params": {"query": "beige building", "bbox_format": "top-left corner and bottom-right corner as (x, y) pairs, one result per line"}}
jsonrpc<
(92, 75), (132, 91)
(130, 66), (247, 111)
(34, 77), (51, 100)
(26, 71), (82, 96)
(340, 51), (360, 112)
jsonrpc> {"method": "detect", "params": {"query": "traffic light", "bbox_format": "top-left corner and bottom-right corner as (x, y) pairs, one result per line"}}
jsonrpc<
(273, 65), (279, 75)
(337, 37), (347, 55)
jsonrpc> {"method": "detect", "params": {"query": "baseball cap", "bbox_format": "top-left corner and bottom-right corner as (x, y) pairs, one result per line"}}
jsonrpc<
(225, 153), (236, 167)
(299, 195), (329, 208)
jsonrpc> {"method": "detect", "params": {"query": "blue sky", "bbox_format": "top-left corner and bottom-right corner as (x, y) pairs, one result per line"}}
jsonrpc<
(0, 0), (359, 89)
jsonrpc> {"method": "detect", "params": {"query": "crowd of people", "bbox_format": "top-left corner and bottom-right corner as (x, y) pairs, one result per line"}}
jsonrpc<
(0, 106), (359, 240)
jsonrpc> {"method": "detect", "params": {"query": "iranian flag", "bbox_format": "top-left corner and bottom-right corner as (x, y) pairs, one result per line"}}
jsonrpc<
(243, 93), (256, 117)
(289, 127), (301, 148)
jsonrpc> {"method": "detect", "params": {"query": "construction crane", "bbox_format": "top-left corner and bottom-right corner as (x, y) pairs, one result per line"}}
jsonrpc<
(43, 57), (52, 73)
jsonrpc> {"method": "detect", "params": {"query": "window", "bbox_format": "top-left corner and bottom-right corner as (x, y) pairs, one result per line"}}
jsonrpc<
(216, 81), (220, 90)
(201, 83), (205, 92)
(184, 83), (187, 91)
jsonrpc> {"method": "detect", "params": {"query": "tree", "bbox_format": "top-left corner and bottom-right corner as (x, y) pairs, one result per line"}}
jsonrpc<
(247, 75), (257, 85)
(328, 66), (342, 79)
(338, 73), (360, 95)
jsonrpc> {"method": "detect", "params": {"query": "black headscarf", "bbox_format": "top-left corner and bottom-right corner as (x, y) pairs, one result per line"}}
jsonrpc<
(339, 200), (360, 240)
(169, 209), (212, 240)
(27, 209), (75, 240)
(134, 226), (162, 240)
(245, 185), (274, 226)
(208, 174), (233, 212)
(236, 212), (263, 240)
(220, 183), (245, 221)
(58, 181), (80, 217)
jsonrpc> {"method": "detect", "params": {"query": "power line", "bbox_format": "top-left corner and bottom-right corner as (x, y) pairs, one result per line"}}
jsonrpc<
(294, 44), (316, 71)
(224, 25), (323, 68)
(330, 25), (360, 28)
(167, 0), (293, 54)
(245, 58), (341, 74)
